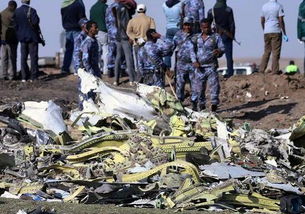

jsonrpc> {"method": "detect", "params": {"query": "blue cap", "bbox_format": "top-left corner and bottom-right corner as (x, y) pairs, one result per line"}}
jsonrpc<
(183, 17), (194, 24)
(78, 18), (88, 27)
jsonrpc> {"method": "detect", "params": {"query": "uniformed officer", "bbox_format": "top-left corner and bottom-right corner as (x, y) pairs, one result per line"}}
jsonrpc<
(182, 0), (205, 33)
(105, 2), (118, 77)
(81, 21), (101, 78)
(192, 19), (225, 112)
(73, 18), (88, 110)
(138, 29), (173, 88)
(73, 18), (88, 73)
(173, 17), (197, 102)
(78, 21), (100, 109)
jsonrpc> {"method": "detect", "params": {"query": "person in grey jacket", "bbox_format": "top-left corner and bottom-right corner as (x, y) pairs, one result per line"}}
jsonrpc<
(113, 1), (136, 86)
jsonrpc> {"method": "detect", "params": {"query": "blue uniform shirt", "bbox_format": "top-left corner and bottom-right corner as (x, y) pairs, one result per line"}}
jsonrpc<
(105, 2), (118, 39)
(174, 30), (197, 64)
(81, 36), (101, 77)
(74, 31), (87, 71)
(183, 0), (205, 23)
(193, 33), (225, 66)
(138, 39), (173, 74)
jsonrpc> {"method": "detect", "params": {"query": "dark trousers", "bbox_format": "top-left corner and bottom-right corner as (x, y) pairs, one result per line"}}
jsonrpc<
(20, 42), (38, 81)
(259, 33), (282, 74)
(193, 66), (220, 106)
(221, 35), (234, 77)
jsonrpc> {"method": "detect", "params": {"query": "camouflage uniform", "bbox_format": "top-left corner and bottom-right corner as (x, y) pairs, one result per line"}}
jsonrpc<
(105, 3), (118, 70)
(78, 36), (101, 110)
(81, 36), (101, 77)
(73, 31), (87, 72)
(183, 0), (205, 33)
(191, 33), (225, 107)
(138, 39), (173, 88)
(173, 30), (197, 101)
(73, 31), (87, 110)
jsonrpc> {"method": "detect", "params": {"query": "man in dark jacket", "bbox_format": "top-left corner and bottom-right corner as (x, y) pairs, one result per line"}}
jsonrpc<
(207, 0), (235, 78)
(61, 0), (86, 74)
(14, 0), (42, 82)
(0, 1), (18, 80)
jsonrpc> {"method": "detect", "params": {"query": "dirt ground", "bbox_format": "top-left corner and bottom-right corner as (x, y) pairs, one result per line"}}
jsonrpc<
(0, 198), (232, 214)
(219, 72), (305, 129)
(1, 67), (305, 130)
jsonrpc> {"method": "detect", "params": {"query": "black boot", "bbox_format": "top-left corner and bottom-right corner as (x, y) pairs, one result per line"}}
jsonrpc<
(108, 68), (114, 78)
(192, 102), (198, 111)
(211, 104), (218, 112)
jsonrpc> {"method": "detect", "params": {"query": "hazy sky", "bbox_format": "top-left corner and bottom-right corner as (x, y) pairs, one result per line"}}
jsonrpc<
(0, 0), (303, 59)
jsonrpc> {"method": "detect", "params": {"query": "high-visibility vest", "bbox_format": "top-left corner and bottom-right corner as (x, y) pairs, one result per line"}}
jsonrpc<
(285, 65), (299, 74)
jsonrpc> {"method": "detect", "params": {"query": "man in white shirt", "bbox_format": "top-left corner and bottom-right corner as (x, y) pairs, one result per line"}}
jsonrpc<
(259, 0), (288, 74)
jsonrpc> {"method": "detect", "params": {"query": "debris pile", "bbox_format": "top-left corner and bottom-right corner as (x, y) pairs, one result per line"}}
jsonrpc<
(1, 70), (305, 213)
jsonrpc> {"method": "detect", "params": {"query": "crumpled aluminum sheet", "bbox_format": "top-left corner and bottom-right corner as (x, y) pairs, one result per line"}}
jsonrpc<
(200, 163), (265, 179)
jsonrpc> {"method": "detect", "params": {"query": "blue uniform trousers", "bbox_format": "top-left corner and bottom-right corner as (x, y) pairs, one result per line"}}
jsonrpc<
(176, 65), (195, 102)
(192, 66), (220, 106)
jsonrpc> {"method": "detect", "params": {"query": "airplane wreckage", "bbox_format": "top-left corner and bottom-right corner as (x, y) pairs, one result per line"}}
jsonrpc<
(1, 70), (305, 213)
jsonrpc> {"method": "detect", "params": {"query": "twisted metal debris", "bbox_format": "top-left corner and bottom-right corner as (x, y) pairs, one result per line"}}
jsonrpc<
(1, 71), (305, 213)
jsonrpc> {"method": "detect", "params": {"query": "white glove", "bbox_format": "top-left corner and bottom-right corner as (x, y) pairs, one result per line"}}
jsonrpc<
(137, 37), (145, 45)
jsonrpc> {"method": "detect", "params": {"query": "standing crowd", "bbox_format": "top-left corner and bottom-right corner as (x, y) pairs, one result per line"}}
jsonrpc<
(60, 0), (234, 112)
(0, 0), (304, 112)
(0, 0), (44, 82)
